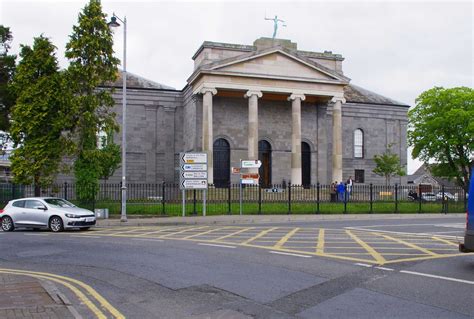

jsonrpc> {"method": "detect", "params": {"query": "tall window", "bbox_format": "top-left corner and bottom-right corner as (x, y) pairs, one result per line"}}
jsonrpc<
(213, 138), (230, 188)
(355, 169), (365, 183)
(301, 142), (311, 187)
(354, 129), (364, 158)
(258, 140), (272, 187)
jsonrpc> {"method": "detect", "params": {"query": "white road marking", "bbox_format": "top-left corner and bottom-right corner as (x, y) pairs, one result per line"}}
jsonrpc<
(375, 267), (394, 271)
(23, 233), (49, 236)
(132, 238), (164, 242)
(400, 270), (474, 285)
(269, 251), (312, 258)
(354, 263), (372, 268)
(433, 223), (465, 229)
(198, 243), (236, 249)
(70, 235), (101, 239)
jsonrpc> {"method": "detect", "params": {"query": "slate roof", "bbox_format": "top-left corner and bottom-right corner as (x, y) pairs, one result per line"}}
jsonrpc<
(110, 70), (175, 90)
(344, 84), (409, 107)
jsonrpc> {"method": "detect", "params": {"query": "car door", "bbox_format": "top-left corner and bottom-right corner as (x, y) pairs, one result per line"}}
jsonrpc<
(10, 200), (27, 225)
(23, 200), (49, 227)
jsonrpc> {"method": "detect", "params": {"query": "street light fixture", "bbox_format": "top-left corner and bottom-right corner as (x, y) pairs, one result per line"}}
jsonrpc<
(108, 13), (127, 222)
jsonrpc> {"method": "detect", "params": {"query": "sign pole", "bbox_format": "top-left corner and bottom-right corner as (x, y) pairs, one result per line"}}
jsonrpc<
(239, 159), (243, 216)
(203, 189), (207, 216)
(182, 189), (186, 217)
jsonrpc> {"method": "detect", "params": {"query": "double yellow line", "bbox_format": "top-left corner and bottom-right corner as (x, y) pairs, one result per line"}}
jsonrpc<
(0, 268), (124, 319)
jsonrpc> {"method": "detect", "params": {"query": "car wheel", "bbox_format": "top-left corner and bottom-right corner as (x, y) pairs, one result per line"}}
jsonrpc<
(49, 216), (64, 232)
(1, 216), (14, 232)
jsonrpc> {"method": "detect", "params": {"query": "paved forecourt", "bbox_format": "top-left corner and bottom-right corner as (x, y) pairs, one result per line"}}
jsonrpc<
(71, 225), (463, 265)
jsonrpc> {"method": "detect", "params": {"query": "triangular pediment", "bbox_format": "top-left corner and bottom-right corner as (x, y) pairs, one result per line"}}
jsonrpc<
(211, 50), (342, 81)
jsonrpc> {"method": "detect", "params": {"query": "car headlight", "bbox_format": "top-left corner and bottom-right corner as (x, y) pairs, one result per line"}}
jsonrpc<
(65, 213), (81, 218)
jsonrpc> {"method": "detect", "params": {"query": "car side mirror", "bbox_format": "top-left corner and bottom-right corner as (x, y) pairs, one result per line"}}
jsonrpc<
(36, 206), (47, 211)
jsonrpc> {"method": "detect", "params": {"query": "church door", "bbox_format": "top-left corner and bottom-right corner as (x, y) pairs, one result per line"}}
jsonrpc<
(213, 138), (230, 188)
(302, 142), (311, 188)
(258, 140), (272, 188)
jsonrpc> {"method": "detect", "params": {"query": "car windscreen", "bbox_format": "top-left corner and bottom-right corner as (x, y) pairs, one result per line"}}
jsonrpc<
(44, 198), (76, 208)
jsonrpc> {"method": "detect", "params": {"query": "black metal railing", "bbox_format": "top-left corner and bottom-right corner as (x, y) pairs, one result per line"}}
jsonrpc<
(0, 182), (467, 216)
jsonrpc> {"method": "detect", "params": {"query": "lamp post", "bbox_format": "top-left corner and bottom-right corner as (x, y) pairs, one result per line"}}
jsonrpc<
(108, 14), (127, 222)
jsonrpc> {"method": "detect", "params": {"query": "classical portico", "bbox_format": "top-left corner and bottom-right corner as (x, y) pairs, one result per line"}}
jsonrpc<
(191, 38), (350, 185)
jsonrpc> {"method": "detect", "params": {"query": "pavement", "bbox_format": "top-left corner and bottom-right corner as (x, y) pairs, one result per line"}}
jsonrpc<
(96, 212), (465, 227)
(0, 272), (78, 319)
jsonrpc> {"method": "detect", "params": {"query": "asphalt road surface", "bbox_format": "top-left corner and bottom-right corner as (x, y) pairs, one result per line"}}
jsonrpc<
(1, 216), (473, 318)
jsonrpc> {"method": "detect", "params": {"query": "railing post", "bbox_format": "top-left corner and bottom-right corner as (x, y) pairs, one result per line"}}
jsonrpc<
(418, 186), (422, 214)
(193, 189), (197, 215)
(441, 184), (446, 214)
(258, 183), (262, 214)
(316, 182), (320, 214)
(344, 184), (347, 214)
(288, 182), (292, 214)
(395, 183), (398, 213)
(64, 182), (68, 200)
(11, 183), (16, 200)
(369, 183), (373, 213)
(227, 181), (231, 215)
(162, 182), (166, 215)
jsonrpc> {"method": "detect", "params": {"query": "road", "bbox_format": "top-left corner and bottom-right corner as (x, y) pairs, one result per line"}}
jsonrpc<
(1, 216), (473, 318)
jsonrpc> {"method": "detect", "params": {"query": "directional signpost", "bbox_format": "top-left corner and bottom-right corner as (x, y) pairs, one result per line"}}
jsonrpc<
(180, 152), (208, 216)
(239, 159), (262, 215)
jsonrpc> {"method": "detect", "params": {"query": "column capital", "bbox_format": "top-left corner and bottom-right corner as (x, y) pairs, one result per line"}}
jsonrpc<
(288, 93), (306, 101)
(245, 90), (263, 98)
(200, 87), (217, 95)
(331, 96), (346, 104)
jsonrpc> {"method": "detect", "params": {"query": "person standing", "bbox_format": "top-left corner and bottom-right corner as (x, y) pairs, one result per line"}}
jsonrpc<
(337, 181), (345, 202)
(346, 176), (353, 201)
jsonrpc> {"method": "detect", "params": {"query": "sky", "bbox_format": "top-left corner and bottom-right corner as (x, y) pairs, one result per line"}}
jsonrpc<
(1, 0), (473, 174)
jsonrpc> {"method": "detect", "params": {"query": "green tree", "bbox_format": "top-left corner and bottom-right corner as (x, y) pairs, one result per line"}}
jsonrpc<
(0, 25), (17, 131)
(373, 146), (406, 186)
(408, 87), (474, 191)
(65, 0), (120, 200)
(9, 36), (73, 195)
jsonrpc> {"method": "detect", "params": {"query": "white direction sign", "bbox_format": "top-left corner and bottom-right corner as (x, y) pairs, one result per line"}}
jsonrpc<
(241, 160), (262, 168)
(182, 171), (207, 179)
(180, 152), (208, 190)
(181, 179), (208, 189)
(182, 163), (207, 171)
(182, 153), (207, 164)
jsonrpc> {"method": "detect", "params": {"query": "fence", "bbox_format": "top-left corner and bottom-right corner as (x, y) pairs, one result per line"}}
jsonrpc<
(0, 182), (467, 216)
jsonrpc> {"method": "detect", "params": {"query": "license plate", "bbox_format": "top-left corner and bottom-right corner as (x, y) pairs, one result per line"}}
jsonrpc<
(85, 217), (95, 222)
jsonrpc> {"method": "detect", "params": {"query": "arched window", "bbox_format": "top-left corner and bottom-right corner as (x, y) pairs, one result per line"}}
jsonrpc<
(258, 140), (272, 187)
(354, 129), (364, 158)
(301, 142), (311, 187)
(213, 138), (230, 188)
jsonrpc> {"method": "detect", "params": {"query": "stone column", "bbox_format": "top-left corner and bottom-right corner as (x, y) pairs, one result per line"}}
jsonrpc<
(289, 94), (306, 185)
(201, 87), (217, 184)
(331, 97), (346, 183)
(245, 90), (263, 161)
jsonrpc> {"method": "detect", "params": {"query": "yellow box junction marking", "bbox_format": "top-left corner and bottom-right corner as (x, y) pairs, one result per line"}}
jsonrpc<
(316, 229), (325, 254)
(345, 230), (387, 264)
(273, 228), (300, 249)
(0, 268), (124, 319)
(73, 226), (464, 265)
(375, 233), (438, 256)
(241, 227), (278, 245)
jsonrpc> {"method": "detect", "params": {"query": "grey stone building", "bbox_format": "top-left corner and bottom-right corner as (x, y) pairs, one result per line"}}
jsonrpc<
(99, 37), (409, 186)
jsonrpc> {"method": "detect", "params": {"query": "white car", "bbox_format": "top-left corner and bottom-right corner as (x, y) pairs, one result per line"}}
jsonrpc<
(421, 192), (437, 202)
(0, 197), (96, 232)
(435, 192), (456, 201)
